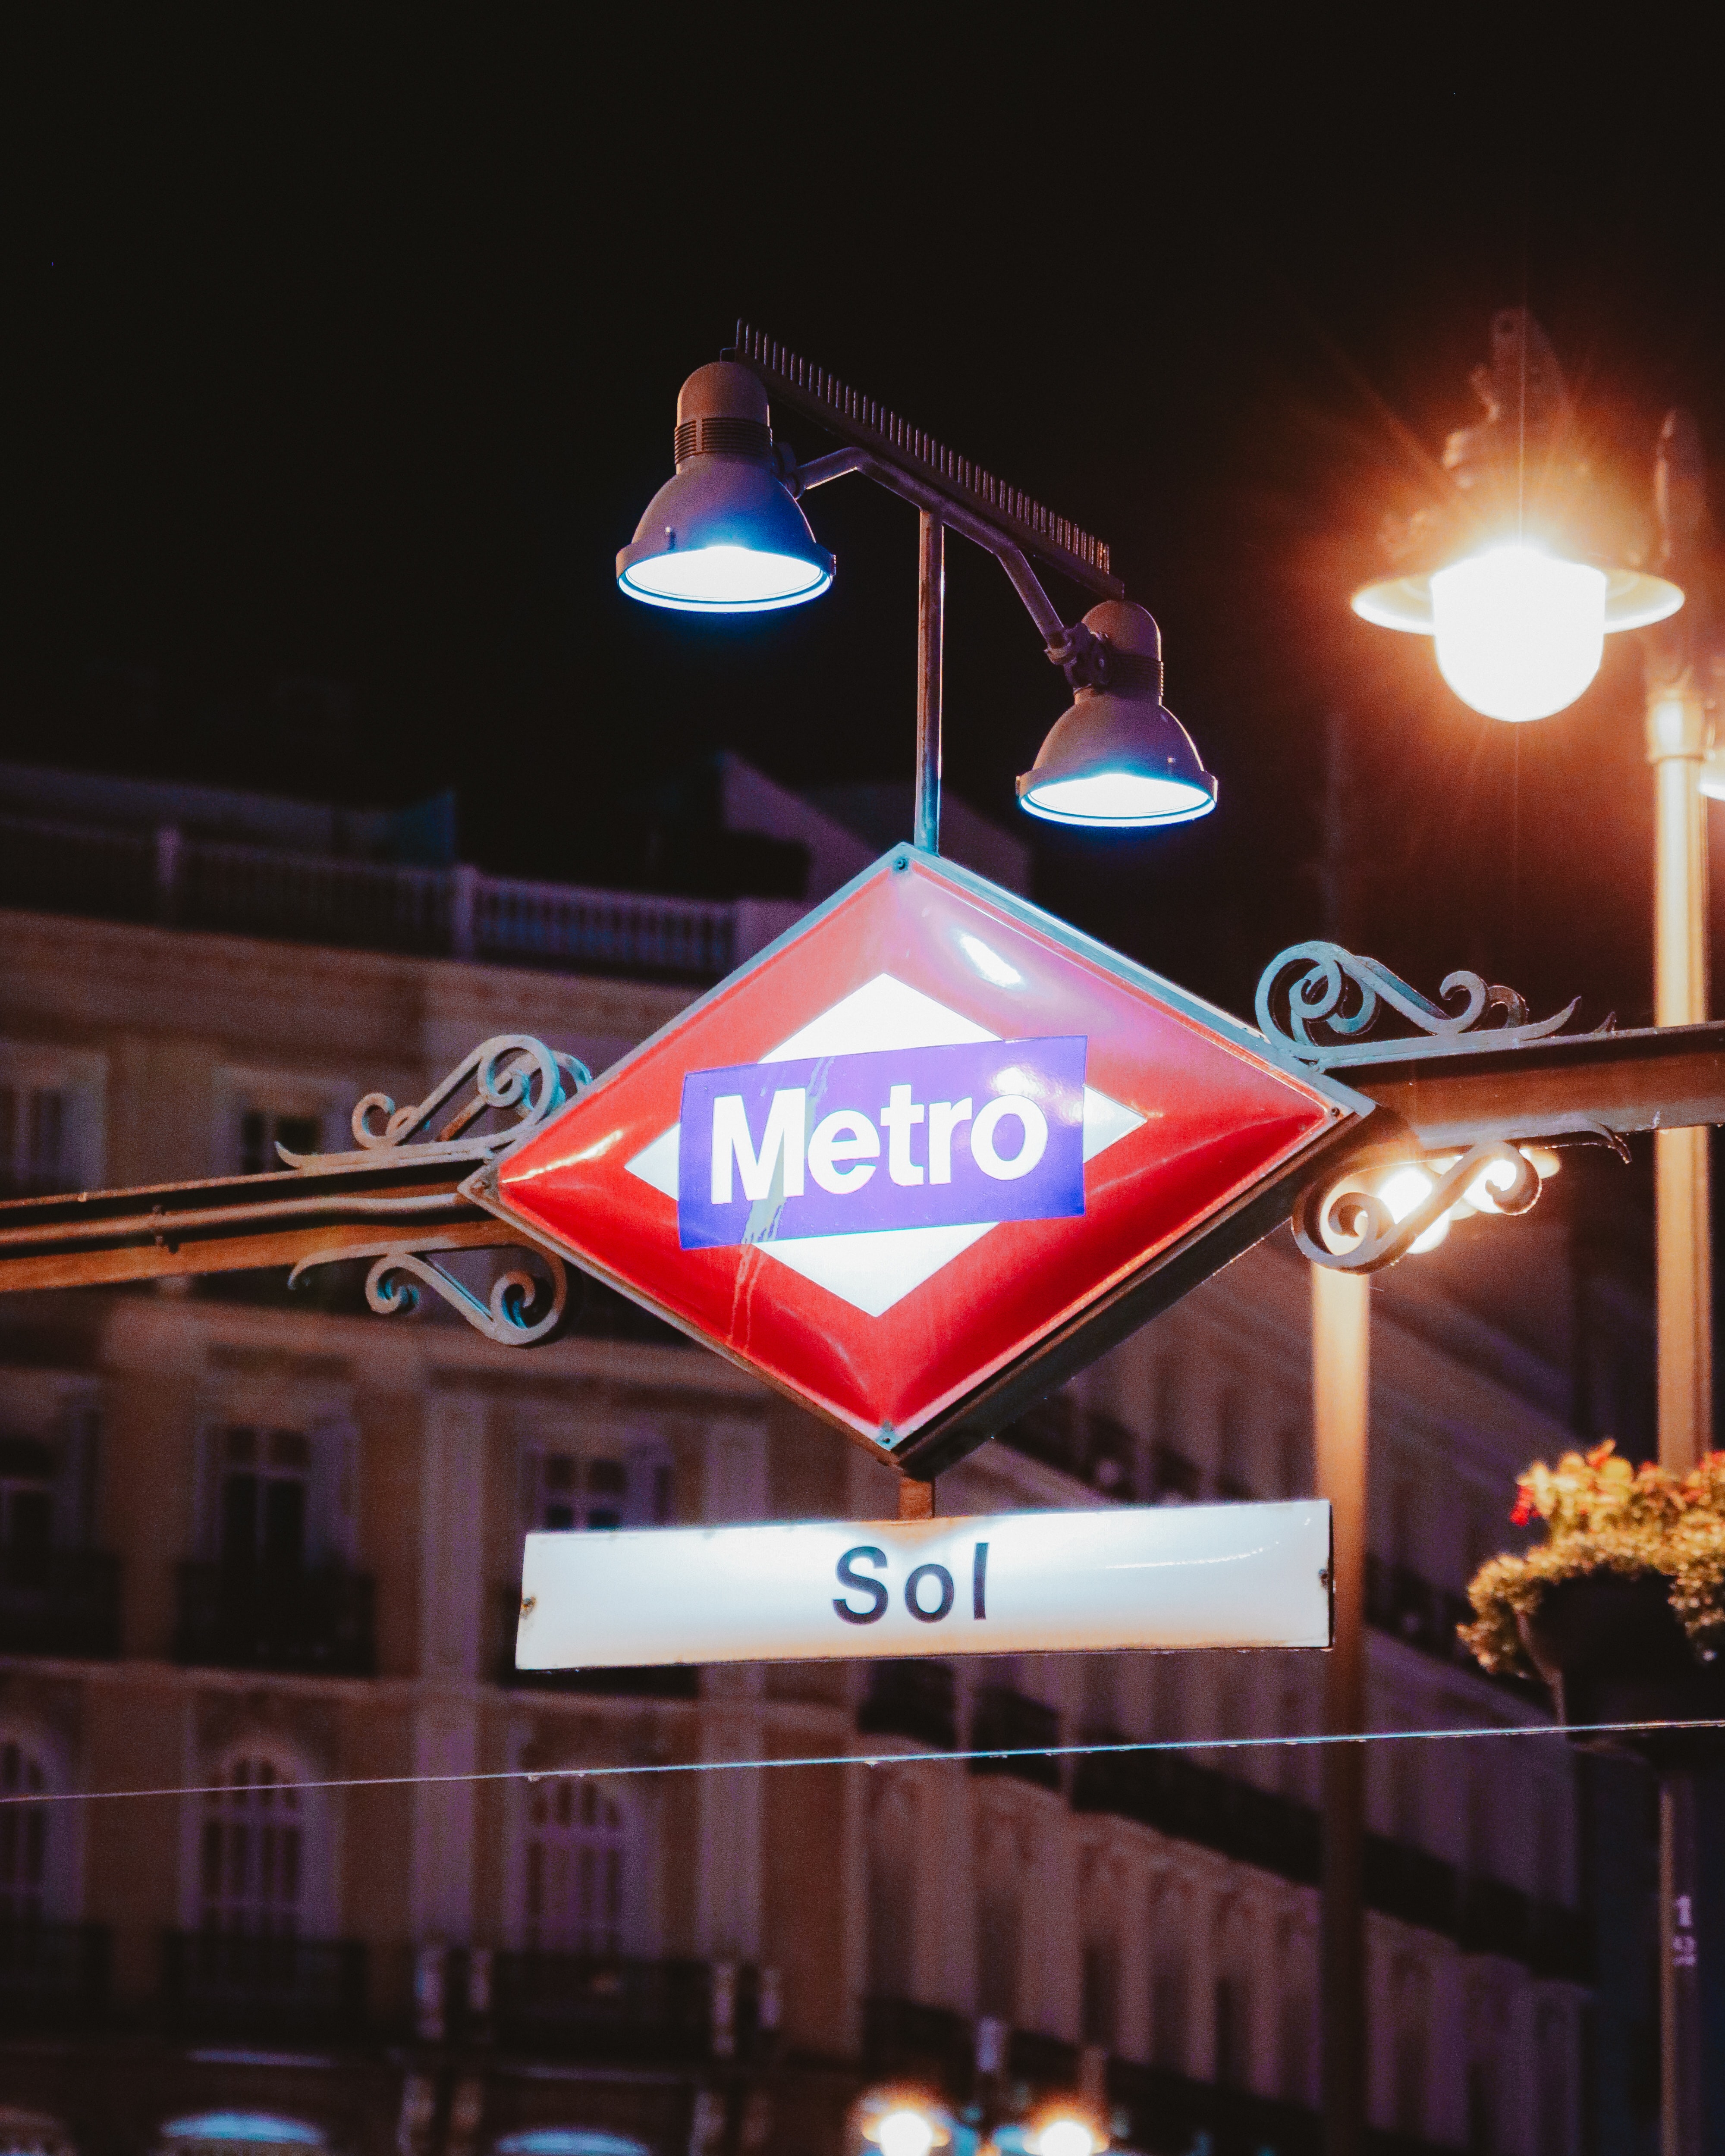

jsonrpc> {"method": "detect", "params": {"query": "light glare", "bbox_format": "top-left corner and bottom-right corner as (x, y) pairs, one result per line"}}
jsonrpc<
(1378, 1165), (1449, 1254)
(622, 544), (831, 612)
(876, 2112), (936, 2156)
(1019, 770), (1216, 828)
(1430, 545), (1607, 722)
(1037, 2123), (1099, 2156)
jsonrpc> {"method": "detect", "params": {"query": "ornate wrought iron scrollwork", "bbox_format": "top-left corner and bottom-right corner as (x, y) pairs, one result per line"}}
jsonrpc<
(1294, 1142), (1542, 1274)
(279, 1035), (590, 1169)
(288, 1240), (570, 1346)
(278, 1033), (584, 1346)
(1255, 941), (1582, 1067)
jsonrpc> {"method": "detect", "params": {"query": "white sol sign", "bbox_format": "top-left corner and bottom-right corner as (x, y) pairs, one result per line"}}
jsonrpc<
(515, 1502), (1332, 1669)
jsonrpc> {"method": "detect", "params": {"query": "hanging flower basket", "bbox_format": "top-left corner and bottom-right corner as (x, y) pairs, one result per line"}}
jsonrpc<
(1461, 1443), (1725, 1771)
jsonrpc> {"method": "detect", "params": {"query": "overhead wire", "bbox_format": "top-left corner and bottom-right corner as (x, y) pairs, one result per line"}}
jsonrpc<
(4, 1716), (1719, 1809)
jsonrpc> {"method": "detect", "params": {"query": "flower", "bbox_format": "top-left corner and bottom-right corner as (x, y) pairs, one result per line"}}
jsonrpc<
(1461, 1440), (1725, 1679)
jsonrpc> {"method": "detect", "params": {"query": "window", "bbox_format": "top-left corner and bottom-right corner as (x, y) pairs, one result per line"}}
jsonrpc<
(525, 1446), (669, 1534)
(1149, 1440), (1200, 1504)
(0, 1439), (54, 1589)
(0, 1087), (68, 1199)
(1214, 1388), (1251, 1500)
(0, 1045), (104, 1198)
(0, 1739), (48, 1924)
(1392, 1958), (1430, 2134)
(974, 1815), (1024, 2024)
(1081, 1938), (1119, 2051)
(1150, 1924), (1187, 2070)
(201, 1757), (303, 1936)
(523, 1779), (630, 1954)
(1214, 1974), (1251, 2087)
(866, 1779), (917, 1997)
(219, 1429), (311, 1571)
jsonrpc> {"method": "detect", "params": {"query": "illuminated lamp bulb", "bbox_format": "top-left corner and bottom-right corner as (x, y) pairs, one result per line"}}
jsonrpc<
(1036, 2122), (1100, 2156)
(1377, 1164), (1449, 1254)
(1427, 544), (1608, 722)
(875, 2112), (937, 2156)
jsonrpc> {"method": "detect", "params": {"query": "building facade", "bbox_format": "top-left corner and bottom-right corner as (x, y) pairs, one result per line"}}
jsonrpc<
(0, 775), (1602, 2156)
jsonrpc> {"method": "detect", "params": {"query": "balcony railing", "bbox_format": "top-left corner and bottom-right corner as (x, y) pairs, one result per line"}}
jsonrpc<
(1074, 1748), (1322, 1885)
(0, 1920), (110, 2025)
(858, 1661), (958, 1751)
(162, 1930), (367, 2040)
(489, 1952), (762, 2062)
(0, 809), (800, 985)
(969, 1685), (1062, 1791)
(0, 1548), (121, 1658)
(998, 1397), (1139, 1499)
(1073, 1748), (1588, 1980)
(862, 1995), (975, 2088)
(173, 1562), (375, 1676)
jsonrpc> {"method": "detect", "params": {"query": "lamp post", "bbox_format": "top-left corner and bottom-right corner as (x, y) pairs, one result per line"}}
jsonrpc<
(1351, 310), (1716, 2156)
(615, 325), (1219, 855)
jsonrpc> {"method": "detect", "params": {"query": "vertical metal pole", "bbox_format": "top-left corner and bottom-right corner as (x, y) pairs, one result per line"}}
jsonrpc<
(1313, 1263), (1369, 2156)
(914, 512), (944, 854)
(1648, 673), (1711, 2156)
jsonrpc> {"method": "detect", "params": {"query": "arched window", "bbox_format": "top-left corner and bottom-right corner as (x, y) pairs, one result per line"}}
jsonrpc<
(1079, 1851), (1127, 2051)
(1392, 1957), (1431, 2136)
(866, 1778), (917, 1999)
(1148, 1880), (1189, 2071)
(974, 1813), (1024, 2024)
(524, 1779), (630, 1955)
(201, 1756), (303, 1937)
(0, 1738), (49, 1924)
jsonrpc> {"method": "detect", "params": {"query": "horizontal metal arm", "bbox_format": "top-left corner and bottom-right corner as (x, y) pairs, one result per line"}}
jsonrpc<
(792, 445), (1068, 643)
(1340, 1018), (1725, 1152)
(0, 1155), (506, 1292)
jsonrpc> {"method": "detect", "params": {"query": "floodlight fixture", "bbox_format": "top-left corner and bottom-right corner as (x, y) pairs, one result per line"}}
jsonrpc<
(619, 324), (1216, 851)
(1017, 601), (1217, 827)
(616, 363), (833, 612)
(1352, 309), (1683, 722)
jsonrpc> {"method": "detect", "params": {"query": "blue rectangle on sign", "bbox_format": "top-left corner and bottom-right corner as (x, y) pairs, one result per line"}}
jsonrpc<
(677, 1036), (1087, 1250)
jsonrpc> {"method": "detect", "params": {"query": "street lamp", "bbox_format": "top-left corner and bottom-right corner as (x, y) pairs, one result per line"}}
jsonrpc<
(1350, 311), (1682, 722)
(1350, 308), (1719, 2156)
(853, 2090), (959, 2156)
(616, 325), (1218, 845)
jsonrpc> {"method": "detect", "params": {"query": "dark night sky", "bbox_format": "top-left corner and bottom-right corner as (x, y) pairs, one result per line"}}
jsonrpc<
(8, 22), (1725, 1043)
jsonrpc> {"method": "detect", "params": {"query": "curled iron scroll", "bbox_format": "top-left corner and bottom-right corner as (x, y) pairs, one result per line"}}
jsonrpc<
(1255, 941), (1579, 1066)
(280, 1036), (590, 1170)
(1295, 1143), (1541, 1274)
(289, 1241), (569, 1346)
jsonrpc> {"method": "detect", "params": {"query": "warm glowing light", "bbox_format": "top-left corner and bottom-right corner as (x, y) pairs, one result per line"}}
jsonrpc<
(1035, 2121), (1100, 2156)
(1018, 770), (1216, 828)
(874, 2112), (937, 2156)
(1428, 545), (1607, 722)
(620, 544), (832, 612)
(1377, 1165), (1449, 1254)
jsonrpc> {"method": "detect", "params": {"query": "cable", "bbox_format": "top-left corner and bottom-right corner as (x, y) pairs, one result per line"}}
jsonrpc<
(4, 1716), (1719, 1809)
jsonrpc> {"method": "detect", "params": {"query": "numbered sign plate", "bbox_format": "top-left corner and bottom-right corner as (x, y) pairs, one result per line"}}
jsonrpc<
(517, 1502), (1333, 1668)
(480, 848), (1366, 1473)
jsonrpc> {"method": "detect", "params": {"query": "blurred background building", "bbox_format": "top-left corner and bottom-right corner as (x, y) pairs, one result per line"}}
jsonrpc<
(0, 763), (1654, 2156)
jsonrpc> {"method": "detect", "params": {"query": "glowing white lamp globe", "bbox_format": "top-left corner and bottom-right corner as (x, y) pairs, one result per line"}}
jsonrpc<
(875, 2112), (937, 2156)
(1035, 2122), (1100, 2156)
(1377, 1164), (1449, 1254)
(1427, 545), (1607, 722)
(1354, 538), (1681, 725)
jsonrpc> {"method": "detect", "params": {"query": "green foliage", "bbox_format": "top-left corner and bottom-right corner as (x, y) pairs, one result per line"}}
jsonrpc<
(1460, 1443), (1725, 1677)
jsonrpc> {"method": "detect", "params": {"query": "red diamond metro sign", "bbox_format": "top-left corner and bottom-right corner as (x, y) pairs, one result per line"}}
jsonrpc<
(474, 850), (1367, 1475)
